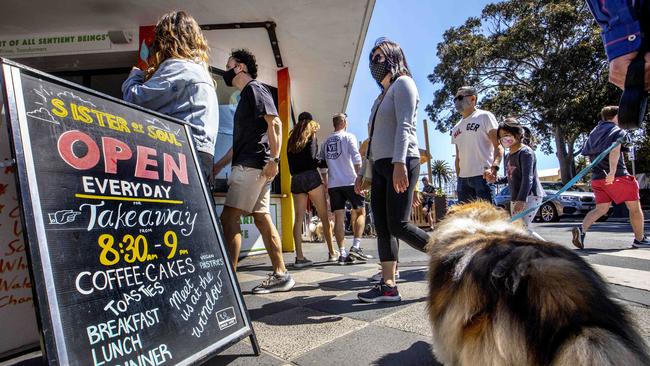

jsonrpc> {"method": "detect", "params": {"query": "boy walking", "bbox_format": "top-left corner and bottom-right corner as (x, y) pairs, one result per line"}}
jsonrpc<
(573, 106), (649, 249)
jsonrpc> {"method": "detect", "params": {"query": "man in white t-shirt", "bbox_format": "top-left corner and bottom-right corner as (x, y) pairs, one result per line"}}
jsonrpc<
(450, 86), (503, 203)
(321, 113), (372, 264)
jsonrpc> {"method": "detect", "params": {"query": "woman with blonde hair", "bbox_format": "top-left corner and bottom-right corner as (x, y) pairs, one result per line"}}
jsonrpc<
(287, 112), (336, 268)
(122, 10), (218, 185)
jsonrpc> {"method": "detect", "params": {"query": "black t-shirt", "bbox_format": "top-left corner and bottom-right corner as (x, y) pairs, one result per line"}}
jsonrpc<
(232, 80), (279, 169)
(422, 183), (435, 204)
(580, 121), (630, 180)
(287, 136), (326, 175)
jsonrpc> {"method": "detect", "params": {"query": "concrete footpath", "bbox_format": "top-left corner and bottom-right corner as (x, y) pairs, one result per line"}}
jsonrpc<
(206, 239), (437, 366)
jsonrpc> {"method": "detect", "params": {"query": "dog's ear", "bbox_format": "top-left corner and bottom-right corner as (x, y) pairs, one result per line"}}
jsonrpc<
(491, 245), (543, 294)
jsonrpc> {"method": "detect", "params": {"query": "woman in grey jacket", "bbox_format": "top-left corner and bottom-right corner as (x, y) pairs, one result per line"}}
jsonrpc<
(356, 38), (430, 303)
(122, 11), (219, 186)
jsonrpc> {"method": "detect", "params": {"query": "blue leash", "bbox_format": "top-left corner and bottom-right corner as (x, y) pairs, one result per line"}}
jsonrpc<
(509, 137), (625, 222)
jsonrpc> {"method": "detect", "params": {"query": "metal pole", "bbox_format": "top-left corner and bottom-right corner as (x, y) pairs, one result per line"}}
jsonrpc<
(423, 119), (433, 183)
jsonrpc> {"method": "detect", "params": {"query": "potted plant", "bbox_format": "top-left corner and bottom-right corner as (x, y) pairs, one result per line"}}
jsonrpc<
(434, 188), (448, 222)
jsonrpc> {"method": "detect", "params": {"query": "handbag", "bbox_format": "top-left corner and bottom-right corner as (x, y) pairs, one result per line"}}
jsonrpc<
(359, 87), (390, 191)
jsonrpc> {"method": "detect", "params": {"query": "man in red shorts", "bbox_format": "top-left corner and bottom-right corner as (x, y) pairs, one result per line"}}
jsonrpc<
(573, 106), (649, 249)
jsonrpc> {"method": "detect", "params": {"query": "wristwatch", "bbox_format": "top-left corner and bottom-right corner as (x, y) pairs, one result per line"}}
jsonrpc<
(269, 157), (280, 164)
(491, 165), (500, 172)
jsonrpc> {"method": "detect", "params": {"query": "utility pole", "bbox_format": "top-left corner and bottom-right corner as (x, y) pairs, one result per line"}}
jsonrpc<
(423, 119), (433, 183)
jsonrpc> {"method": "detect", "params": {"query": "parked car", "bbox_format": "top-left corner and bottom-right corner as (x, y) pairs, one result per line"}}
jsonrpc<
(494, 183), (604, 223)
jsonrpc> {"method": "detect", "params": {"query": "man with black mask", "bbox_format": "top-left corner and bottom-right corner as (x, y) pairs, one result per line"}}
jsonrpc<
(213, 49), (294, 294)
(450, 86), (503, 204)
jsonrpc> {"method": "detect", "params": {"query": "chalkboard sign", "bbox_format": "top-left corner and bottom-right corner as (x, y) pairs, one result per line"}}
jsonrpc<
(0, 59), (256, 365)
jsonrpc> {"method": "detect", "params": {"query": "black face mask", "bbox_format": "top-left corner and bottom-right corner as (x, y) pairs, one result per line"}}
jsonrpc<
(223, 67), (238, 87)
(370, 60), (390, 84)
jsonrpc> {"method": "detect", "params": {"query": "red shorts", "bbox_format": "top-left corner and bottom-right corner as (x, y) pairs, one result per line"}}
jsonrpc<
(591, 175), (640, 204)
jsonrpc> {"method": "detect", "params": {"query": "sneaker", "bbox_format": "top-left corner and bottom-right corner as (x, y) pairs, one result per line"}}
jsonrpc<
(337, 254), (357, 265)
(294, 258), (313, 269)
(370, 270), (400, 282)
(358, 280), (401, 303)
(349, 246), (373, 261)
(327, 251), (340, 263)
(633, 236), (650, 249)
(572, 226), (585, 249)
(252, 272), (295, 294)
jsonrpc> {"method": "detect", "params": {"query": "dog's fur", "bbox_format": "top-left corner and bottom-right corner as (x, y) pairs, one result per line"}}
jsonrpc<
(427, 201), (650, 366)
(314, 220), (334, 242)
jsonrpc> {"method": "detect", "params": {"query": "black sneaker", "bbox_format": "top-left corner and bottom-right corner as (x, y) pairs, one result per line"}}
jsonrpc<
(337, 254), (357, 265)
(349, 246), (373, 261)
(572, 226), (585, 249)
(633, 236), (650, 249)
(358, 280), (401, 303)
(252, 272), (295, 294)
(293, 258), (313, 269)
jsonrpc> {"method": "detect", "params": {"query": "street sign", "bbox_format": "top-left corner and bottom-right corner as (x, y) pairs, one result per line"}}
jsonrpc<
(0, 58), (256, 365)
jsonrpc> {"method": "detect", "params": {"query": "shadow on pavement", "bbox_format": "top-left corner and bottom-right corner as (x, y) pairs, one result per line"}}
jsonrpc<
(372, 341), (441, 366)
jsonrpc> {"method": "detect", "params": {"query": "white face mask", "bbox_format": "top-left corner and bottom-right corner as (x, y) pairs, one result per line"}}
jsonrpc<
(500, 136), (516, 148)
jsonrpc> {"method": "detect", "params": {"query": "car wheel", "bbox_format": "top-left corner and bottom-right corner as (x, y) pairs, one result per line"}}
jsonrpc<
(539, 202), (559, 222)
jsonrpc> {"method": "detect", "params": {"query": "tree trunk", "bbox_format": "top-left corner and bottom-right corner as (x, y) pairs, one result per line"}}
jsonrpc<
(554, 126), (575, 184)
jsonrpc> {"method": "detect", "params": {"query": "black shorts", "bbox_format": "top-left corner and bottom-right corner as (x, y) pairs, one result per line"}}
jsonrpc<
(328, 186), (364, 211)
(197, 152), (215, 189)
(291, 169), (323, 194)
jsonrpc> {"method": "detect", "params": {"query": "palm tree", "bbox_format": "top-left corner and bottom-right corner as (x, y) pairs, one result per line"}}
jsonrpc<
(431, 160), (452, 190)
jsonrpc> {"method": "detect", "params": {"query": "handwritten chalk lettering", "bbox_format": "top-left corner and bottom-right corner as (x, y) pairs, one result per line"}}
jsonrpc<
(87, 308), (161, 345)
(169, 278), (196, 321)
(198, 258), (224, 270)
(75, 265), (143, 295)
(138, 282), (164, 298)
(56, 130), (189, 185)
(198, 271), (214, 290)
(80, 202), (198, 237)
(190, 271), (224, 338)
(91, 334), (142, 366)
(81, 177), (172, 199)
(144, 258), (195, 283)
(0, 294), (33, 308)
(113, 344), (172, 366)
(0, 274), (32, 291)
(103, 289), (142, 316)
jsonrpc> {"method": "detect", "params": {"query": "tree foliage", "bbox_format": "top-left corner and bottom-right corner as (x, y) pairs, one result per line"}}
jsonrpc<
(431, 159), (453, 189)
(426, 0), (620, 183)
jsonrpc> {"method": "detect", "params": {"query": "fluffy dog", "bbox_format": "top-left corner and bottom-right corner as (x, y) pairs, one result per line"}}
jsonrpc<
(427, 201), (649, 366)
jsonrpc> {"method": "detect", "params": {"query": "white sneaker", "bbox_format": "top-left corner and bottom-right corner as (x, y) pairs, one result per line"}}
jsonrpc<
(370, 270), (400, 282)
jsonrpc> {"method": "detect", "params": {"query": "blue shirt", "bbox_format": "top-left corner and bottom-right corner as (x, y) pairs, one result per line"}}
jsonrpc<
(122, 59), (219, 155)
(580, 120), (630, 180)
(586, 0), (645, 61)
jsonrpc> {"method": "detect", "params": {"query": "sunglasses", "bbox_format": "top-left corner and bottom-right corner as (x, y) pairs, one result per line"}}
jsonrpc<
(454, 94), (474, 101)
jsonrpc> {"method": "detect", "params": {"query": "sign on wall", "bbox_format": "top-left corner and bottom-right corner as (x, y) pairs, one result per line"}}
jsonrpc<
(0, 32), (112, 58)
(0, 78), (40, 360)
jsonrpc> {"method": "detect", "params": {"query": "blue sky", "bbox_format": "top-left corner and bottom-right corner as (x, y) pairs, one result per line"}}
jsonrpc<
(345, 0), (558, 173)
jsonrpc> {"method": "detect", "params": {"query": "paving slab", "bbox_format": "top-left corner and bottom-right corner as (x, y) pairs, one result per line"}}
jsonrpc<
(316, 262), (378, 275)
(252, 307), (367, 360)
(305, 290), (422, 322)
(374, 302), (432, 338)
(204, 339), (286, 366)
(627, 304), (650, 345)
(257, 283), (351, 307)
(242, 293), (299, 321)
(292, 324), (440, 366)
(288, 269), (345, 284)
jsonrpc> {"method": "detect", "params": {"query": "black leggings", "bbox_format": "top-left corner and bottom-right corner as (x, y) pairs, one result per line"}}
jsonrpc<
(371, 157), (430, 262)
